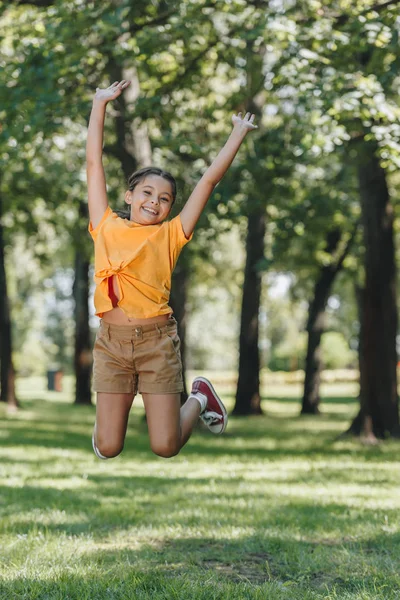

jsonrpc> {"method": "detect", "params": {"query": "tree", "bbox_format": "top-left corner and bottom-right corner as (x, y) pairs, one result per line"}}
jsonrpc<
(0, 185), (17, 408)
(271, 0), (400, 434)
(301, 226), (355, 414)
(354, 141), (399, 437)
(270, 147), (360, 414)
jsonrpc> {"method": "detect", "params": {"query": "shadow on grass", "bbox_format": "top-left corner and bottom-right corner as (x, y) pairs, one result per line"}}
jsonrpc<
(1, 398), (400, 598)
(0, 398), (397, 464)
(1, 530), (399, 599)
(82, 530), (400, 581)
(2, 472), (400, 539)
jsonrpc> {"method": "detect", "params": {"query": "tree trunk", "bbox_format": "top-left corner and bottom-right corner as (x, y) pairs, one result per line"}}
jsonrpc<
(301, 227), (354, 414)
(170, 256), (189, 402)
(73, 201), (92, 405)
(233, 209), (266, 415)
(353, 142), (399, 438)
(0, 189), (18, 409)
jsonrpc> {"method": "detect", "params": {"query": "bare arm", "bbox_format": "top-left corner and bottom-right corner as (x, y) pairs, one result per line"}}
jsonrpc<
(86, 80), (130, 229)
(179, 112), (257, 239)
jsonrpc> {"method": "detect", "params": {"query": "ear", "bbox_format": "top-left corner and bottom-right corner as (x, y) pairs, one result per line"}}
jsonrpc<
(124, 190), (132, 205)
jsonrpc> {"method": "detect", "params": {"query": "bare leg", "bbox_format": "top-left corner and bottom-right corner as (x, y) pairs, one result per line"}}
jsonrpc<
(94, 391), (135, 458)
(141, 393), (201, 458)
(180, 396), (202, 446)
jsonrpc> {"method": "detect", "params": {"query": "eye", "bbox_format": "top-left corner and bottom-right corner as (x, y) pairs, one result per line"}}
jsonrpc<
(161, 198), (169, 202)
(144, 190), (151, 195)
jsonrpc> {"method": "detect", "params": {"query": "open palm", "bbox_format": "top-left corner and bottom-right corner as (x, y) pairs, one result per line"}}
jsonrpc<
(232, 112), (258, 131)
(95, 80), (131, 103)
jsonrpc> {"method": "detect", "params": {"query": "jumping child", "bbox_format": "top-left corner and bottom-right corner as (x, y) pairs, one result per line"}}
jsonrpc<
(87, 79), (257, 459)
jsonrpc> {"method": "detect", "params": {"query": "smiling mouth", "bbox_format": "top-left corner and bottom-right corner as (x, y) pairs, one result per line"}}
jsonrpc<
(142, 206), (158, 216)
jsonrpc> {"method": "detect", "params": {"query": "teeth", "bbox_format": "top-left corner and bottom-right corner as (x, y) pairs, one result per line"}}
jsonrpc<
(142, 207), (157, 215)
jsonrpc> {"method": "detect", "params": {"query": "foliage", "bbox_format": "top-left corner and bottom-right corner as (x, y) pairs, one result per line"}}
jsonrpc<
(2, 0), (400, 377)
(321, 331), (357, 369)
(263, 286), (308, 371)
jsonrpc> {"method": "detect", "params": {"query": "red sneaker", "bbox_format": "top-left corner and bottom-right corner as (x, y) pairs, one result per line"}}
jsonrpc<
(191, 377), (228, 434)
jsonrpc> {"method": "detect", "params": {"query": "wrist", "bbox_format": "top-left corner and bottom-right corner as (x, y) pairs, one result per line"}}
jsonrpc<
(231, 125), (248, 141)
(92, 98), (108, 110)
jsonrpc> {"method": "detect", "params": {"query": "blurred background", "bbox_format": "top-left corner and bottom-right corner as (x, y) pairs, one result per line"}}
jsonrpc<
(1, 0), (399, 439)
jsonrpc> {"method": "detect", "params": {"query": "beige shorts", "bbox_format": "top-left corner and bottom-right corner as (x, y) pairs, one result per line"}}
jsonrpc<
(92, 316), (184, 395)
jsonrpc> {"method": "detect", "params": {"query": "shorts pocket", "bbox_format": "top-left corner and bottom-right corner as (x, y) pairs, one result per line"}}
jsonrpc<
(165, 328), (181, 360)
(95, 328), (107, 343)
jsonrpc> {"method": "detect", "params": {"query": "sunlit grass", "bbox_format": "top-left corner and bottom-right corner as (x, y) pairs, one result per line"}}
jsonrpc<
(0, 376), (399, 599)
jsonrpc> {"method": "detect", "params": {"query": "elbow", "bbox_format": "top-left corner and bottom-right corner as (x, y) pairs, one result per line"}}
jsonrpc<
(86, 158), (103, 171)
(203, 175), (219, 189)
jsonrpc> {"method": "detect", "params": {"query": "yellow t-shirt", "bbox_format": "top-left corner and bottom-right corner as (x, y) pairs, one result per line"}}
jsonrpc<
(88, 206), (192, 319)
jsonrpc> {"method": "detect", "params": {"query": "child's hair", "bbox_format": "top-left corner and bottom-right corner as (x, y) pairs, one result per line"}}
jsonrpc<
(114, 166), (177, 219)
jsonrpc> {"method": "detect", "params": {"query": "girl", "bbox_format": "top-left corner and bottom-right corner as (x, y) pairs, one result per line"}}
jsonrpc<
(87, 79), (257, 459)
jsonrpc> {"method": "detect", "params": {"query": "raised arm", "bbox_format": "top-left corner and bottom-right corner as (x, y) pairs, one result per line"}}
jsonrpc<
(179, 112), (257, 238)
(86, 80), (130, 230)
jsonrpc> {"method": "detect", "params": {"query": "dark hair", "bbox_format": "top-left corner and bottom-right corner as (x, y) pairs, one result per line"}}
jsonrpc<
(114, 166), (177, 220)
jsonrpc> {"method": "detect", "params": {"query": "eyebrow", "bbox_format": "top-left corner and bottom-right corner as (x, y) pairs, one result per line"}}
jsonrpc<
(143, 184), (172, 198)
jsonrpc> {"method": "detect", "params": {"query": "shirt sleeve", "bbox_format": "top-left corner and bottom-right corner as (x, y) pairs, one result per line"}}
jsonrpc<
(88, 206), (113, 241)
(168, 213), (193, 267)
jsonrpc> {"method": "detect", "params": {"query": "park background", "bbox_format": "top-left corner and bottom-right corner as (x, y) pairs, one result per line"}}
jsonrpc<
(1, 0), (400, 598)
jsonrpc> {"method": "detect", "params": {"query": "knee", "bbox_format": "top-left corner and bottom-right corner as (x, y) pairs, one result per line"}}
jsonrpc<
(151, 439), (181, 458)
(96, 438), (124, 458)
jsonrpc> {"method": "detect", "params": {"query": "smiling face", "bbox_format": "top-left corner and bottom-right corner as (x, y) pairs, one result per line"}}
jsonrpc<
(125, 175), (173, 225)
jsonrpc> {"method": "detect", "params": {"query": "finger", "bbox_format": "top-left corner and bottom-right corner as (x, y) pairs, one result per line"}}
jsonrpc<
(237, 112), (242, 118)
(110, 81), (119, 88)
(249, 114), (255, 123)
(244, 112), (251, 121)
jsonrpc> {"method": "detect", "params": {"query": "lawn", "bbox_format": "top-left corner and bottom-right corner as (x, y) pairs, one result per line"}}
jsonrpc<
(0, 376), (399, 599)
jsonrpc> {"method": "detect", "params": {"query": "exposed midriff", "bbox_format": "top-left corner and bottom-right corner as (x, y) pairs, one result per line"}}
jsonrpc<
(103, 276), (171, 325)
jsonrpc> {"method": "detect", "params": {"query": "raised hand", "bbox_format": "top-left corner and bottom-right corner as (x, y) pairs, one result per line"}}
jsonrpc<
(94, 80), (131, 104)
(232, 112), (258, 133)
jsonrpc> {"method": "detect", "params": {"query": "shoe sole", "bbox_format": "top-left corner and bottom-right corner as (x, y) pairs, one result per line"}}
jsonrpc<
(195, 376), (228, 434)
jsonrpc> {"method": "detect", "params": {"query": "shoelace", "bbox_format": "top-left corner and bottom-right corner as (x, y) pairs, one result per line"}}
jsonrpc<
(201, 410), (223, 425)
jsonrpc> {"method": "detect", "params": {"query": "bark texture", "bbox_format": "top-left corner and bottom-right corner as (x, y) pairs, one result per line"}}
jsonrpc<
(350, 143), (399, 437)
(233, 209), (266, 415)
(0, 190), (17, 408)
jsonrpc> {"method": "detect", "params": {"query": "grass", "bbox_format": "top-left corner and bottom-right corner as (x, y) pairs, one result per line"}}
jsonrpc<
(0, 376), (399, 599)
